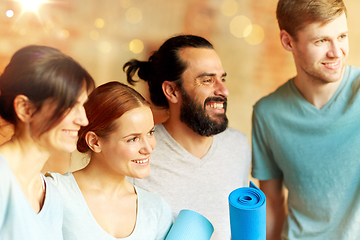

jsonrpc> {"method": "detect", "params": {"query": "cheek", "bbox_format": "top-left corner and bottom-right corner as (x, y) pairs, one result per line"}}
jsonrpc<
(150, 138), (157, 150)
(118, 145), (138, 159)
(342, 44), (349, 56)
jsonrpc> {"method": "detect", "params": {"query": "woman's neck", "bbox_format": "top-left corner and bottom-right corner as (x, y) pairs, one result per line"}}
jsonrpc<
(74, 157), (134, 199)
(0, 134), (50, 179)
(0, 135), (49, 213)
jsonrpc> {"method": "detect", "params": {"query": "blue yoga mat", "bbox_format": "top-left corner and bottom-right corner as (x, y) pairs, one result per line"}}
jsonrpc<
(165, 209), (214, 240)
(228, 181), (266, 240)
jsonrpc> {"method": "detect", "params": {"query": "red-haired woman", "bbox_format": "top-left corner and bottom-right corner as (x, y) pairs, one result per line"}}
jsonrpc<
(48, 81), (172, 240)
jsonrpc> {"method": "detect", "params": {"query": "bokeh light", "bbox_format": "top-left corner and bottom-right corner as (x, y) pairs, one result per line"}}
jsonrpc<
(230, 15), (252, 38)
(99, 41), (112, 53)
(19, 0), (45, 11)
(89, 30), (99, 40)
(126, 7), (142, 24)
(129, 39), (144, 53)
(221, 0), (238, 17)
(59, 30), (69, 38)
(245, 24), (265, 45)
(94, 18), (105, 28)
(6, 10), (14, 18)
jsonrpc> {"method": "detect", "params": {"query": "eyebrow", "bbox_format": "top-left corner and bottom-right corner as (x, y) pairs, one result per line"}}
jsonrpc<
(122, 126), (155, 139)
(196, 72), (227, 78)
(122, 133), (141, 140)
(311, 30), (349, 41)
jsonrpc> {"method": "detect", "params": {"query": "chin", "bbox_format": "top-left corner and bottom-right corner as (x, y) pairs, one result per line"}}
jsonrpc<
(59, 145), (77, 154)
(133, 171), (150, 179)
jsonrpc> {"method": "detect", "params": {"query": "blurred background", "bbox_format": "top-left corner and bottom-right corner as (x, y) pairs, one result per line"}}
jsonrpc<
(1, 0), (360, 173)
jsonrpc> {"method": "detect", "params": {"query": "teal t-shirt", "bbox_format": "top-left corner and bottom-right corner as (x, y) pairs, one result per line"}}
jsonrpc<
(0, 154), (63, 240)
(252, 65), (360, 240)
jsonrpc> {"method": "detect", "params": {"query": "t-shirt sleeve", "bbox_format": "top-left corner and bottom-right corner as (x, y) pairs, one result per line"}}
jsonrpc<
(251, 107), (283, 180)
(155, 197), (173, 240)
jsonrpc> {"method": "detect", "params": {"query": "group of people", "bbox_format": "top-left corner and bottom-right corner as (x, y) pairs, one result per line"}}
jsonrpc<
(0, 0), (359, 239)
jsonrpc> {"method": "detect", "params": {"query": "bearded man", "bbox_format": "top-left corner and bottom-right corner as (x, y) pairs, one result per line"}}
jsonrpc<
(123, 34), (251, 240)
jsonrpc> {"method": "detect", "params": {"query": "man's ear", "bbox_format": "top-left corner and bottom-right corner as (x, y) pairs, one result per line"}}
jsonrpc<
(280, 30), (294, 52)
(85, 131), (102, 153)
(162, 81), (181, 104)
(13, 95), (33, 123)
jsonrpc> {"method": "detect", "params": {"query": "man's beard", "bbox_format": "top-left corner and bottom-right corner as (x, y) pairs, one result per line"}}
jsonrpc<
(179, 88), (228, 137)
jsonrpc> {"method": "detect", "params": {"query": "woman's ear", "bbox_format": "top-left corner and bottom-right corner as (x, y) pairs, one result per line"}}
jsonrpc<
(13, 95), (33, 123)
(162, 81), (180, 104)
(85, 131), (101, 153)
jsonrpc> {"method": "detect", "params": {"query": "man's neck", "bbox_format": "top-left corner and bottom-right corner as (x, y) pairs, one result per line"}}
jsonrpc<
(293, 72), (345, 109)
(162, 118), (213, 159)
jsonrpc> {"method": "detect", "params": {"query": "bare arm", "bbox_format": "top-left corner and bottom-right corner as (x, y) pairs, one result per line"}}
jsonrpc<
(260, 178), (287, 240)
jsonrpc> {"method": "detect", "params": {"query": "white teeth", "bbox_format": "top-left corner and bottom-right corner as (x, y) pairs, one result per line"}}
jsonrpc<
(64, 130), (77, 136)
(208, 103), (223, 109)
(324, 62), (338, 66)
(133, 158), (149, 164)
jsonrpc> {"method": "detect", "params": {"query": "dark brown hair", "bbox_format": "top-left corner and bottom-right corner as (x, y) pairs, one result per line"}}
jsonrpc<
(123, 34), (214, 109)
(0, 45), (95, 134)
(77, 81), (150, 153)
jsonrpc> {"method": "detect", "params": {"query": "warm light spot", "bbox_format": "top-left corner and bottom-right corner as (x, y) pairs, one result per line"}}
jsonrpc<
(19, 0), (46, 11)
(129, 39), (144, 54)
(94, 18), (105, 28)
(221, 0), (238, 17)
(230, 15), (252, 38)
(89, 30), (99, 40)
(126, 7), (142, 24)
(243, 24), (253, 37)
(60, 30), (69, 38)
(245, 24), (265, 45)
(6, 10), (14, 18)
(119, 0), (131, 8)
(99, 41), (112, 53)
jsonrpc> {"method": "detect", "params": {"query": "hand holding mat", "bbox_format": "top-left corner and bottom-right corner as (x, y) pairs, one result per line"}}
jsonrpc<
(165, 209), (214, 240)
(228, 181), (266, 240)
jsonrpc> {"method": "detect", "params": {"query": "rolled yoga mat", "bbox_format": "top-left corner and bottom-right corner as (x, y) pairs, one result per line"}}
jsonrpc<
(165, 209), (214, 240)
(228, 181), (266, 240)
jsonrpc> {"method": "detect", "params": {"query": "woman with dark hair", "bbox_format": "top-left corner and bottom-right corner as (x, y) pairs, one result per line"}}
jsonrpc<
(48, 81), (172, 240)
(0, 45), (95, 239)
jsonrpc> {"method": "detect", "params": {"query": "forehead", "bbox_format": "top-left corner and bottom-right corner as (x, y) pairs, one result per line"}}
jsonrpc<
(179, 47), (225, 78)
(297, 13), (348, 41)
(114, 106), (153, 134)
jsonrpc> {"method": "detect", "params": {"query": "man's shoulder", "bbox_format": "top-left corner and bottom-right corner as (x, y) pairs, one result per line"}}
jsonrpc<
(253, 79), (293, 114)
(215, 127), (249, 147)
(347, 65), (360, 78)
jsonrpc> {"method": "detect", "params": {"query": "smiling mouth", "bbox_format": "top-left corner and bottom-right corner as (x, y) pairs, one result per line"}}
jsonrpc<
(206, 102), (224, 109)
(322, 60), (341, 69)
(63, 130), (78, 137)
(132, 158), (149, 164)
